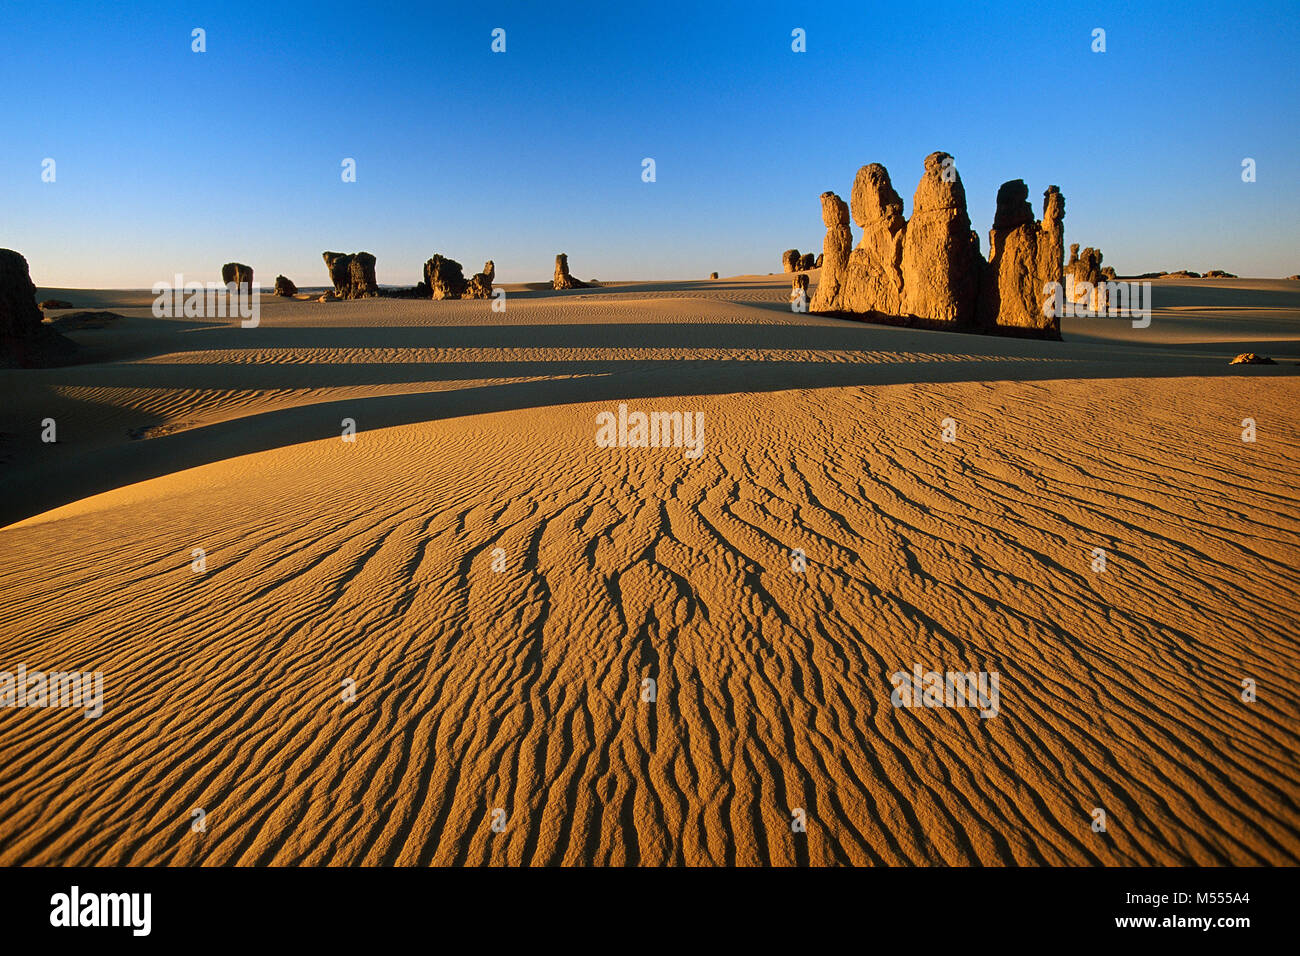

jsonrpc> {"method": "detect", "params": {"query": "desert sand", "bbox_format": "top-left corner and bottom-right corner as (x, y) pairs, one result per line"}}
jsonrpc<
(1, 274), (1297, 865)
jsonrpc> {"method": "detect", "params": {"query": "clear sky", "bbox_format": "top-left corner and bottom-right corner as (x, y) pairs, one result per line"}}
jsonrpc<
(3, 0), (1297, 287)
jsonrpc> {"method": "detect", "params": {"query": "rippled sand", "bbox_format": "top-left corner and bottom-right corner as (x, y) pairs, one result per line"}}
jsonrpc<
(1, 275), (1297, 864)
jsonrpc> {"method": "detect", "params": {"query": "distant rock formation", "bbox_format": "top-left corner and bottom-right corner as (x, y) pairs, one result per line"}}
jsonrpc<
(1164, 269), (1201, 279)
(1287, 275), (1300, 281)
(39, 298), (74, 310)
(781, 249), (800, 273)
(977, 180), (1064, 335)
(553, 254), (588, 290)
(1065, 245), (1108, 312)
(1204, 270), (1237, 279)
(797, 252), (815, 271)
(901, 152), (981, 326)
(482, 261), (495, 282)
(1100, 266), (1117, 281)
(814, 253), (823, 269)
(322, 251), (378, 298)
(1, 249), (75, 367)
(1230, 352), (1275, 365)
(423, 255), (468, 299)
(273, 275), (297, 297)
(808, 192), (853, 313)
(221, 262), (254, 288)
(709, 272), (719, 279)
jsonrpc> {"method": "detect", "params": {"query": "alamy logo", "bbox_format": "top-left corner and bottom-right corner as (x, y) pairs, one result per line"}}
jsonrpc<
(890, 664), (1000, 718)
(0, 664), (102, 718)
(50, 886), (151, 936)
(152, 273), (260, 327)
(1043, 276), (1151, 328)
(595, 403), (705, 458)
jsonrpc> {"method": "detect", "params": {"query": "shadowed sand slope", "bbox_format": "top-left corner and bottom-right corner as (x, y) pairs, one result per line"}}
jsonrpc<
(1, 275), (1297, 865)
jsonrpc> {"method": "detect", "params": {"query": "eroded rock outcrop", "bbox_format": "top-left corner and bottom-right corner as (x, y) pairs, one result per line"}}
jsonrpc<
(814, 253), (823, 269)
(1064, 245), (1107, 312)
(792, 272), (809, 299)
(273, 275), (297, 297)
(1, 249), (75, 367)
(900, 152), (980, 325)
(841, 163), (908, 315)
(554, 254), (588, 290)
(1230, 352), (1275, 365)
(808, 191), (853, 312)
(482, 261), (495, 282)
(976, 180), (1064, 336)
(803, 151), (1085, 338)
(797, 252), (815, 272)
(464, 271), (493, 299)
(221, 262), (254, 288)
(781, 249), (800, 273)
(322, 252), (378, 298)
(424, 255), (468, 299)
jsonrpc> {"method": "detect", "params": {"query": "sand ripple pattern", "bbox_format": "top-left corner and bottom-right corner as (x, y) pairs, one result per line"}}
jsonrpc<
(0, 378), (1297, 865)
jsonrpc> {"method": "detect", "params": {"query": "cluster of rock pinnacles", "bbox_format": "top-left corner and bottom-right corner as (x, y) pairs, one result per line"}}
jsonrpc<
(303, 252), (590, 299)
(216, 251), (595, 301)
(809, 151), (1074, 338)
(782, 250), (819, 273)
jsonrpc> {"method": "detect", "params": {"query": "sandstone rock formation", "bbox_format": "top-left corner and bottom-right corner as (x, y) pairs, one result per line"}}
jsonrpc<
(554, 254), (588, 290)
(1164, 270), (1200, 279)
(803, 151), (1089, 339)
(900, 152), (981, 325)
(1100, 266), (1117, 281)
(709, 272), (718, 279)
(1204, 270), (1237, 278)
(792, 273), (809, 298)
(781, 249), (800, 273)
(464, 270), (493, 299)
(976, 180), (1064, 336)
(1064, 245), (1108, 312)
(842, 163), (908, 315)
(814, 253), (823, 269)
(1, 249), (75, 367)
(221, 262), (254, 288)
(797, 252), (815, 272)
(423, 255), (468, 300)
(1230, 352), (1276, 365)
(273, 275), (297, 296)
(482, 261), (495, 282)
(1287, 275), (1300, 281)
(322, 252), (378, 298)
(808, 191), (853, 313)
(39, 299), (74, 310)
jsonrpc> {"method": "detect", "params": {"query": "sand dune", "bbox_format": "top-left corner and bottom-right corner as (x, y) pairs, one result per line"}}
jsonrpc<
(1, 275), (1297, 865)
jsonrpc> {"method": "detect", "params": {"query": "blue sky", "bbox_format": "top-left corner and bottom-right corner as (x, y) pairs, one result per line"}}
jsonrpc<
(2, 0), (1297, 286)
